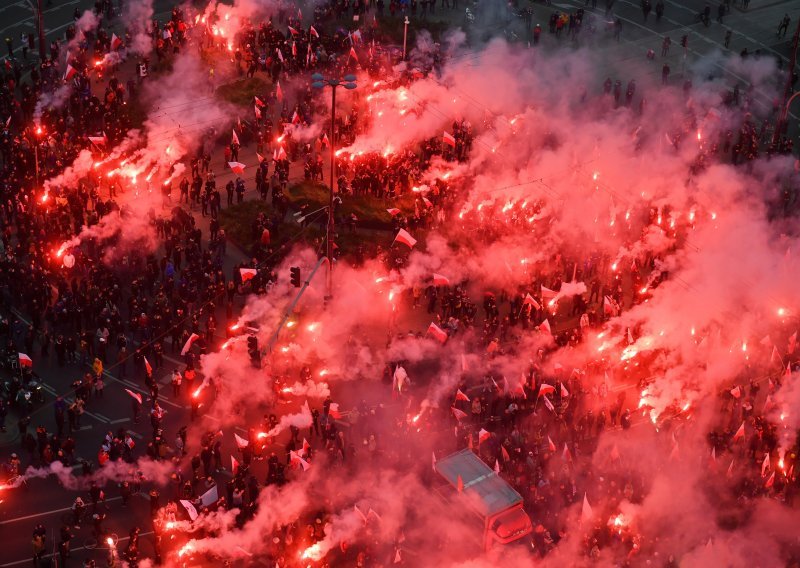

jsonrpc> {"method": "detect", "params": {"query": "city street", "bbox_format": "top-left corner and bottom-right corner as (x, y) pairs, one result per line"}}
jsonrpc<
(0, 0), (797, 565)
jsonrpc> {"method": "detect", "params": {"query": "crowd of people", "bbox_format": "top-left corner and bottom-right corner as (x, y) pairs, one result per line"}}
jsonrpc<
(0, 0), (796, 566)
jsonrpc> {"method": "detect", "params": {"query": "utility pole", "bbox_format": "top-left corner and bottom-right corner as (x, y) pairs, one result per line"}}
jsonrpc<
(327, 85), (336, 302)
(37, 0), (45, 59)
(774, 18), (800, 145)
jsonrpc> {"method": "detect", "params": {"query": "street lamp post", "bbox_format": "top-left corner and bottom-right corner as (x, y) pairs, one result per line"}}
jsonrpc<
(311, 73), (357, 301)
(22, 0), (46, 59)
(774, 18), (800, 145)
(403, 16), (410, 60)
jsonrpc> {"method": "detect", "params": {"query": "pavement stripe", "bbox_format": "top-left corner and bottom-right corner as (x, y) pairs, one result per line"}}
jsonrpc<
(0, 495), (123, 526)
(0, 530), (154, 567)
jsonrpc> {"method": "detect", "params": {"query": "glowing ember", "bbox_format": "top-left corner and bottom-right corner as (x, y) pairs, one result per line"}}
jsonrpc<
(301, 543), (323, 560)
(106, 537), (114, 546)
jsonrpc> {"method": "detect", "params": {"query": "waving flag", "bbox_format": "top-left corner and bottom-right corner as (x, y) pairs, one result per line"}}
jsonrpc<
(276, 81), (283, 101)
(433, 274), (450, 286)
(111, 33), (123, 50)
(240, 268), (257, 282)
(393, 228), (417, 248)
(64, 64), (77, 81)
(451, 407), (467, 421)
(427, 322), (448, 344)
(442, 131), (456, 147)
(234, 433), (249, 449)
(387, 208), (401, 216)
(124, 389), (142, 405)
(538, 383), (555, 397)
(231, 129), (240, 146)
(18, 353), (32, 367)
(228, 162), (246, 175)
(288, 25), (299, 36)
(254, 96), (265, 107)
(523, 293), (540, 310)
(143, 357), (152, 377)
(181, 333), (200, 356)
(455, 389), (470, 402)
(309, 25), (319, 38)
(180, 500), (198, 521)
(539, 319), (552, 335)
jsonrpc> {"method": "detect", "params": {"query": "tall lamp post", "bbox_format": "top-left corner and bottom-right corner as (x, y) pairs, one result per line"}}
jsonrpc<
(311, 73), (357, 301)
(403, 16), (410, 60)
(774, 18), (800, 145)
(22, 0), (46, 59)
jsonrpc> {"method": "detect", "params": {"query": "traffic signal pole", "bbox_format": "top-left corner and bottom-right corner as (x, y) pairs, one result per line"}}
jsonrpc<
(263, 256), (328, 356)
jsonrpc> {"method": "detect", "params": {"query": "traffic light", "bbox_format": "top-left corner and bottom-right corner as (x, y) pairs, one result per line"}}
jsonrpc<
(290, 267), (301, 288)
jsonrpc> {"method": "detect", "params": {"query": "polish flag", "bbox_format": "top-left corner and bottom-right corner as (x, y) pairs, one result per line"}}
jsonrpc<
(88, 134), (107, 146)
(276, 81), (284, 101)
(541, 285), (558, 301)
(547, 435), (556, 452)
(276, 48), (284, 63)
(181, 333), (200, 356)
(273, 146), (287, 161)
(301, 438), (311, 457)
(478, 429), (491, 444)
(291, 110), (301, 124)
(309, 25), (319, 38)
(254, 96), (265, 107)
(292, 42), (297, 57)
(394, 549), (402, 564)
(539, 319), (551, 335)
(321, 133), (329, 147)
(542, 395), (555, 412)
(538, 383), (555, 397)
(432, 452), (437, 471)
(788, 331), (797, 354)
(786, 363), (793, 380)
(349, 46), (359, 62)
(386, 208), (401, 216)
(442, 131), (456, 147)
(581, 493), (593, 522)
(240, 268), (257, 282)
(231, 456), (239, 474)
(765, 472), (775, 488)
(433, 273), (450, 286)
(254, 105), (262, 119)
(427, 322), (448, 344)
(494, 459), (500, 474)
(228, 162), (246, 175)
(289, 450), (311, 471)
(560, 382), (570, 397)
(124, 389), (142, 405)
(603, 296), (616, 316)
(451, 407), (467, 421)
(730, 386), (741, 399)
(761, 453), (770, 477)
(563, 443), (572, 462)
(455, 389), (470, 402)
(288, 25), (299, 36)
(143, 357), (152, 377)
(256, 153), (265, 163)
(231, 129), (240, 146)
(500, 445), (510, 462)
(180, 500), (199, 521)
(111, 33), (123, 50)
(393, 228), (417, 248)
(64, 64), (77, 81)
(523, 293), (540, 310)
(733, 421), (745, 441)
(234, 433), (249, 449)
(18, 353), (32, 367)
(422, 196), (433, 208)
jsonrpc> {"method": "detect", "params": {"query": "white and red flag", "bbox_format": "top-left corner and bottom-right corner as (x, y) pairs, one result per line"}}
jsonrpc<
(240, 268), (257, 282)
(181, 333), (200, 356)
(427, 322), (448, 344)
(442, 131), (456, 147)
(393, 228), (417, 248)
